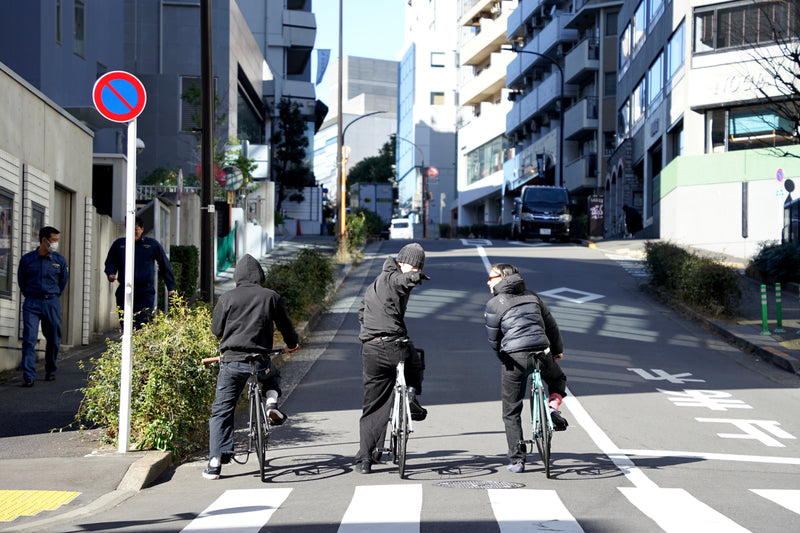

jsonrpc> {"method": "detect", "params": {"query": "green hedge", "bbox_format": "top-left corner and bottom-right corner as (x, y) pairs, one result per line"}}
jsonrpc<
(644, 241), (741, 317)
(748, 241), (800, 282)
(170, 245), (199, 299)
(263, 247), (336, 323)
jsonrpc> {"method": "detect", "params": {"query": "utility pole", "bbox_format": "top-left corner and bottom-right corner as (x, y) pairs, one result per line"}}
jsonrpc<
(199, 0), (215, 303)
(335, 0), (345, 255)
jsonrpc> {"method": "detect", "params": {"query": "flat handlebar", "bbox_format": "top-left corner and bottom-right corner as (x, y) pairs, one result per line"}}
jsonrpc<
(201, 346), (298, 365)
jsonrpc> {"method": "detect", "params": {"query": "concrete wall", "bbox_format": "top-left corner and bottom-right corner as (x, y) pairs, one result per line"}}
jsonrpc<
(0, 61), (95, 371)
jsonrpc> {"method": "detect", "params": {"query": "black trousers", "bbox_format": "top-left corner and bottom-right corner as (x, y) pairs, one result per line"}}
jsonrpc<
(500, 350), (566, 462)
(356, 338), (424, 463)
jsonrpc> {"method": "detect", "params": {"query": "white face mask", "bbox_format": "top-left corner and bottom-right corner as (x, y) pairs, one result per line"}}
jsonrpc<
(47, 240), (59, 253)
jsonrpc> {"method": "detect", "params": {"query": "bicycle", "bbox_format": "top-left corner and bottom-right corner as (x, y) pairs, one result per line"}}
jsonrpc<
(520, 349), (555, 478)
(380, 347), (423, 479)
(202, 347), (286, 482)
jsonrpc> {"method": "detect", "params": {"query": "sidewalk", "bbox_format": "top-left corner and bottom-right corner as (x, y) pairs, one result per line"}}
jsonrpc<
(0, 235), (352, 532)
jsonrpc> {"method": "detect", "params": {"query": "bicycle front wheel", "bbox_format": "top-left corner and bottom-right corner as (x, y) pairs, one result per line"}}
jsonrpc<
(397, 387), (409, 479)
(534, 383), (551, 478)
(254, 397), (270, 481)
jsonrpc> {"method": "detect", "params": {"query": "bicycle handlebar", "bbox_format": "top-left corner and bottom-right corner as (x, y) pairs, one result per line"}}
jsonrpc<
(201, 346), (298, 365)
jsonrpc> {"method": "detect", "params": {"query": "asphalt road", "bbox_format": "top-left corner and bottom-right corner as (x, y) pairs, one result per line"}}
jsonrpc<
(43, 238), (800, 532)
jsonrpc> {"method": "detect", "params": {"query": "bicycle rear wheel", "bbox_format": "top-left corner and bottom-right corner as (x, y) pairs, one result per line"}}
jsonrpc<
(254, 396), (270, 481)
(397, 387), (409, 479)
(533, 381), (551, 478)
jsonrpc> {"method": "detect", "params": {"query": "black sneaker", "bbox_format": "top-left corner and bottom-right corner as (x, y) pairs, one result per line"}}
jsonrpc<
(371, 449), (383, 464)
(356, 459), (372, 474)
(21, 379), (34, 388)
(550, 409), (569, 431)
(45, 372), (56, 381)
(202, 457), (221, 480)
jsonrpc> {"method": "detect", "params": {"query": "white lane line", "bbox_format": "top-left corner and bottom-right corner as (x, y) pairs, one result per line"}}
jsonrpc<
(619, 487), (750, 533)
(475, 245), (493, 274)
(619, 448), (800, 466)
(489, 489), (584, 533)
(563, 390), (658, 489)
(338, 485), (422, 533)
(181, 488), (292, 532)
(750, 489), (800, 514)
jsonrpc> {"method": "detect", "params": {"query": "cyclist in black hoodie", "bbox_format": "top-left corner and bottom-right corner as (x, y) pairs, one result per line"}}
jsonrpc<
(484, 262), (568, 474)
(203, 254), (299, 480)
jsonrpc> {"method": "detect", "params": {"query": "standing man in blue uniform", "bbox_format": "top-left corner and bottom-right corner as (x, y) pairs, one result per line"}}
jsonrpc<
(17, 226), (69, 387)
(104, 217), (176, 329)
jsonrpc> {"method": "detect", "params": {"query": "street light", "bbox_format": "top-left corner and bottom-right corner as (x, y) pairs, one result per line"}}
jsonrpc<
(338, 110), (387, 244)
(504, 42), (565, 188)
(395, 135), (429, 238)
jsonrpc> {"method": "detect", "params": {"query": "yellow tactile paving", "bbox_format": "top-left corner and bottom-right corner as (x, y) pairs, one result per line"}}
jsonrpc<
(0, 490), (80, 522)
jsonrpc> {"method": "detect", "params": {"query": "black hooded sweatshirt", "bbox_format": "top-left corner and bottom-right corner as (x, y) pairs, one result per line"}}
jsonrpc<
(211, 254), (298, 361)
(484, 273), (564, 355)
(358, 257), (426, 342)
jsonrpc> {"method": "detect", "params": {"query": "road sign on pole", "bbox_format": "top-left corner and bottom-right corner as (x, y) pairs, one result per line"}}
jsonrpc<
(92, 71), (146, 453)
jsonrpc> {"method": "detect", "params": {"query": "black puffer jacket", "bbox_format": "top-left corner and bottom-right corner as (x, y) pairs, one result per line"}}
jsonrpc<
(211, 254), (298, 361)
(484, 273), (563, 355)
(358, 257), (426, 342)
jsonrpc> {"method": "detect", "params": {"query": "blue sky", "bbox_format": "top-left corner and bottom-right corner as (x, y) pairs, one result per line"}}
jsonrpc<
(312, 0), (405, 102)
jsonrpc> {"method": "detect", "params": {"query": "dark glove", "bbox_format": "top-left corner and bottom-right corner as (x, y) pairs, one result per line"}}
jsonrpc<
(410, 271), (431, 283)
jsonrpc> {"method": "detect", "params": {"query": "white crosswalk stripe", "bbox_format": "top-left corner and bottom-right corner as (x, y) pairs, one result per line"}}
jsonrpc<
(605, 253), (649, 279)
(338, 485), (422, 533)
(180, 488), (292, 532)
(179, 485), (800, 531)
(489, 489), (584, 532)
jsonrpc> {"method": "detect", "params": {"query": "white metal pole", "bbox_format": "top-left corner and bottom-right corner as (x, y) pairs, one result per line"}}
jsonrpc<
(118, 118), (137, 453)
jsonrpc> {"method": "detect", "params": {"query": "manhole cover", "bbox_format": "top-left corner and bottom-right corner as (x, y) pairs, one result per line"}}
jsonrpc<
(435, 480), (525, 489)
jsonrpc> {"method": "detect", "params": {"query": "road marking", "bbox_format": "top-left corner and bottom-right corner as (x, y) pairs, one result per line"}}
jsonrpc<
(338, 485), (422, 532)
(538, 287), (604, 303)
(750, 489), (800, 514)
(181, 488), (291, 532)
(696, 418), (796, 447)
(488, 489), (584, 532)
(619, 487), (750, 532)
(0, 490), (79, 522)
(604, 253), (649, 278)
(618, 448), (800, 465)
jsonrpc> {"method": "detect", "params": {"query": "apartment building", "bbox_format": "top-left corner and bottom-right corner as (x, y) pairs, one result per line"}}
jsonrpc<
(397, 0), (459, 232)
(609, 0), (800, 257)
(456, 0), (518, 228)
(314, 56), (398, 206)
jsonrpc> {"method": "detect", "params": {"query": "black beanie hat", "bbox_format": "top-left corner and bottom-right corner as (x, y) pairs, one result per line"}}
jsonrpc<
(396, 243), (425, 269)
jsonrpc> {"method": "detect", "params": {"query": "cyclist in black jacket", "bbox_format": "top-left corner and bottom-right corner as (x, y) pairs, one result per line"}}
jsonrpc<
(203, 254), (299, 480)
(355, 243), (429, 474)
(484, 263), (568, 474)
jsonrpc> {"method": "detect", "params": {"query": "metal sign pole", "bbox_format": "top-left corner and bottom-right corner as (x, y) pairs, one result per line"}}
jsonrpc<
(118, 118), (137, 453)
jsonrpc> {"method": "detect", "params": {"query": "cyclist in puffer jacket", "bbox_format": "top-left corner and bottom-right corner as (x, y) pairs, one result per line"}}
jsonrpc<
(484, 263), (569, 474)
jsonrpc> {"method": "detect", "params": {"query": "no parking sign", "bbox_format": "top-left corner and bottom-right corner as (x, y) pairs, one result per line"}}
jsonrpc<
(92, 71), (146, 122)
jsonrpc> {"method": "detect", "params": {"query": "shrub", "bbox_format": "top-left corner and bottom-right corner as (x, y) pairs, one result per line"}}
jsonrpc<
(438, 224), (451, 238)
(345, 211), (367, 253)
(77, 297), (219, 458)
(354, 208), (385, 239)
(487, 224), (512, 240)
(644, 241), (741, 317)
(749, 241), (800, 282)
(263, 247), (335, 323)
(170, 245), (199, 299)
(456, 226), (471, 238)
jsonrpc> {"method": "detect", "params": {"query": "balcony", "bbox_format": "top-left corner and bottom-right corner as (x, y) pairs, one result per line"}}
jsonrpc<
(283, 9), (315, 49)
(460, 53), (511, 106)
(459, 0), (498, 27)
(506, 14), (579, 88)
(564, 97), (598, 140)
(460, 10), (512, 66)
(506, 0), (539, 40)
(564, 38), (599, 85)
(563, 153), (598, 191)
(506, 71), (578, 134)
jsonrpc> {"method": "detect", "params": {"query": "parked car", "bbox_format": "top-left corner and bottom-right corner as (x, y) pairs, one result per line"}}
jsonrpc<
(389, 218), (414, 239)
(511, 186), (572, 242)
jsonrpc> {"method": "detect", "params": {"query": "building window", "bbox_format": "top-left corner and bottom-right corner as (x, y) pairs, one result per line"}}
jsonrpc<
(604, 72), (617, 97)
(431, 92), (445, 105)
(668, 121), (684, 162)
(647, 52), (664, 105)
(631, 77), (646, 126)
(431, 52), (445, 67)
(604, 131), (616, 157)
(73, 0), (85, 57)
(466, 135), (511, 185)
(619, 23), (631, 73)
(649, 0), (665, 27)
(31, 203), (45, 252)
(666, 21), (685, 81)
(632, 1), (646, 53)
(693, 1), (798, 53)
(728, 105), (795, 151)
(0, 189), (12, 296)
(617, 99), (630, 144)
(55, 0), (62, 44)
(606, 11), (618, 36)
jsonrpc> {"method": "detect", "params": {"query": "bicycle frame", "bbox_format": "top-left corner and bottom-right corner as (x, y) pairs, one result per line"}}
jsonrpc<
(531, 364), (554, 438)
(391, 361), (413, 436)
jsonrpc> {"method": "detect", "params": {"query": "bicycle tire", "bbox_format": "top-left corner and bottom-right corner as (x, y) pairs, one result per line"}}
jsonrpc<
(254, 396), (269, 481)
(397, 386), (409, 478)
(387, 420), (398, 464)
(534, 379), (551, 478)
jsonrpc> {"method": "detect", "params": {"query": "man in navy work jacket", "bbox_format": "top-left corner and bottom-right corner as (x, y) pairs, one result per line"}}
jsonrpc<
(17, 226), (69, 387)
(104, 217), (176, 329)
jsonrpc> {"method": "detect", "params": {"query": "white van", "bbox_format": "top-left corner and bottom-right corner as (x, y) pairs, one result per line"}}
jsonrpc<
(389, 218), (414, 240)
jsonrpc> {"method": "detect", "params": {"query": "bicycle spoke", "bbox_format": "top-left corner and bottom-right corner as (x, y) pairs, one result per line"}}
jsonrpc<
(397, 387), (408, 479)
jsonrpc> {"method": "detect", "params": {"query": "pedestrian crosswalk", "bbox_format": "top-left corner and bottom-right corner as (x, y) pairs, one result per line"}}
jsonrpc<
(179, 485), (800, 532)
(604, 253), (650, 279)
